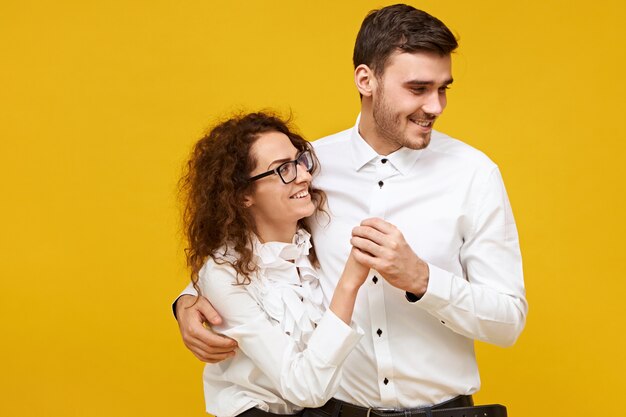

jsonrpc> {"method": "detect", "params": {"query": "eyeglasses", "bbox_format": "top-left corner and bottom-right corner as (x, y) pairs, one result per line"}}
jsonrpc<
(248, 150), (314, 184)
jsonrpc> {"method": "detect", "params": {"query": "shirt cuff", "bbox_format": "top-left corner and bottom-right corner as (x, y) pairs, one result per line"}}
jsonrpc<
(415, 263), (453, 311)
(171, 282), (198, 319)
(306, 310), (363, 366)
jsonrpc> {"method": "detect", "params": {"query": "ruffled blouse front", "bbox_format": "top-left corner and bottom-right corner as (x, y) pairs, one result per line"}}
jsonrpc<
(199, 228), (363, 416)
(246, 229), (324, 349)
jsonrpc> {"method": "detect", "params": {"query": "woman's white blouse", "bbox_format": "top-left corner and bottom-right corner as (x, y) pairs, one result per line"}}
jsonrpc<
(199, 230), (363, 417)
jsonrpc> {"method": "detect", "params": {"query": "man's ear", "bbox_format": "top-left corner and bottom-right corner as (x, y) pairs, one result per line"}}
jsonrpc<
(354, 64), (376, 97)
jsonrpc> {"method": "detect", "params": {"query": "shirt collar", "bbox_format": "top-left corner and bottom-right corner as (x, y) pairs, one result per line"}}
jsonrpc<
(252, 229), (312, 269)
(349, 113), (424, 175)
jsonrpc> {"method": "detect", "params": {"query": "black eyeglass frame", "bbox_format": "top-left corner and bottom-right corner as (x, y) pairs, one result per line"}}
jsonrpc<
(248, 150), (314, 184)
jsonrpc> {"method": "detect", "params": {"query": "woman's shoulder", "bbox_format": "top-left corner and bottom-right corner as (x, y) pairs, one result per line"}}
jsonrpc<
(198, 250), (245, 292)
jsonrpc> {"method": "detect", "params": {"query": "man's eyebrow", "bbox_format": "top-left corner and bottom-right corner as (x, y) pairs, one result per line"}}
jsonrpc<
(404, 78), (454, 86)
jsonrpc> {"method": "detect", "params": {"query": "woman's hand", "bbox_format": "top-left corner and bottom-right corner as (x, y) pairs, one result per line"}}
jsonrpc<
(341, 247), (371, 289)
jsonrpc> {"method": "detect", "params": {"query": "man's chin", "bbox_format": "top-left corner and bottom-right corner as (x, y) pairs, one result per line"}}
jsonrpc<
(405, 133), (431, 150)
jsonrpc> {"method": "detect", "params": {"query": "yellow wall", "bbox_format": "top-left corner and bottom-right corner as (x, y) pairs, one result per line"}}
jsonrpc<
(1, 1), (625, 416)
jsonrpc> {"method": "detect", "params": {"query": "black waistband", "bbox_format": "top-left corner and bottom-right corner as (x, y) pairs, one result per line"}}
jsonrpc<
(235, 396), (507, 417)
(316, 396), (507, 417)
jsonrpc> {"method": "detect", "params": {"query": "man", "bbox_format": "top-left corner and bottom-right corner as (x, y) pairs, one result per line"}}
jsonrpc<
(175, 3), (527, 414)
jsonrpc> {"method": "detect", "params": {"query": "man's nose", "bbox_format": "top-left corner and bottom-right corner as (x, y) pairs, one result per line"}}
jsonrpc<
(422, 91), (446, 116)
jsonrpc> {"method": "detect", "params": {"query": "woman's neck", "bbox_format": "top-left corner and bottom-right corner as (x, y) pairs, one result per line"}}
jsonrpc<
(254, 221), (298, 244)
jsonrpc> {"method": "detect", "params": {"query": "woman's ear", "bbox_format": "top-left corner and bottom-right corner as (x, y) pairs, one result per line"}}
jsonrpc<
(243, 195), (253, 208)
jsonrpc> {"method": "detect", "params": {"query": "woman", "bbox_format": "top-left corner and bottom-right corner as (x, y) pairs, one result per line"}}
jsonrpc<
(180, 112), (369, 417)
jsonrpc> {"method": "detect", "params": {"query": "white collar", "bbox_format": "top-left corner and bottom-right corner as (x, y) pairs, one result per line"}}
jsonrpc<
(252, 229), (313, 271)
(349, 113), (426, 175)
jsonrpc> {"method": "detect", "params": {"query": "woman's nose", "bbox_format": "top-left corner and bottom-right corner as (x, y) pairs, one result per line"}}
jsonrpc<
(295, 164), (312, 182)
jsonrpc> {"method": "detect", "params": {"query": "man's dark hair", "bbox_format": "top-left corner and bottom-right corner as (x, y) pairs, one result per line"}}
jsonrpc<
(353, 4), (458, 76)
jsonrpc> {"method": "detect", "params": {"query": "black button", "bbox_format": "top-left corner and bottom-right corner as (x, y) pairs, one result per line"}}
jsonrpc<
(378, 180), (384, 188)
(372, 276), (378, 284)
(381, 158), (388, 164)
(383, 378), (389, 385)
(376, 328), (382, 337)
(441, 320), (446, 325)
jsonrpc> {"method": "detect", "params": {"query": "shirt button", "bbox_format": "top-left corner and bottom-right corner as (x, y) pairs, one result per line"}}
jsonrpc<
(378, 180), (384, 188)
(383, 378), (389, 385)
(376, 328), (383, 337)
(372, 276), (378, 284)
(381, 158), (388, 164)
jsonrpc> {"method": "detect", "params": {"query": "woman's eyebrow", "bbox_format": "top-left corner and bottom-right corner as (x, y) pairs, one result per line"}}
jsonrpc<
(267, 157), (291, 170)
(266, 151), (299, 170)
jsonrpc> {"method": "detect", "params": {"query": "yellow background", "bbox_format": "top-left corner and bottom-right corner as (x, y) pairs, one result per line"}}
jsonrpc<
(1, 1), (625, 416)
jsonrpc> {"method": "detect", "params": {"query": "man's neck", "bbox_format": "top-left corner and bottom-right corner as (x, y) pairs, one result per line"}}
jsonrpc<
(357, 111), (401, 156)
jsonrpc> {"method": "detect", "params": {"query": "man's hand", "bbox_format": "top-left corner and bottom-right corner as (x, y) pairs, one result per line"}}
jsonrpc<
(175, 294), (237, 363)
(351, 217), (430, 296)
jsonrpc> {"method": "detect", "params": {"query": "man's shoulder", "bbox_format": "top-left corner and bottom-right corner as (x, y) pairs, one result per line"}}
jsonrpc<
(429, 130), (497, 171)
(311, 127), (352, 150)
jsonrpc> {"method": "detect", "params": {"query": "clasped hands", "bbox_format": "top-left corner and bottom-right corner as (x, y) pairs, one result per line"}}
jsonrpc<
(176, 217), (429, 362)
(351, 217), (429, 296)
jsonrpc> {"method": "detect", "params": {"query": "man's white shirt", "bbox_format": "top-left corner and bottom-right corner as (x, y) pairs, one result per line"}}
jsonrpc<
(308, 119), (526, 407)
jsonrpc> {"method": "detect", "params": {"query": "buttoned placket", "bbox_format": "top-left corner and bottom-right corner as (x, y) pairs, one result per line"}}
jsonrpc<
(366, 156), (401, 402)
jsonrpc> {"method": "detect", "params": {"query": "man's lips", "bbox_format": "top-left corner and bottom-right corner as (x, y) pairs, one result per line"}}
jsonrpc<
(409, 118), (435, 128)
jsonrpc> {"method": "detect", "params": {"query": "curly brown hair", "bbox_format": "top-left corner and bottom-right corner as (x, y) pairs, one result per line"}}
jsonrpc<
(180, 111), (327, 293)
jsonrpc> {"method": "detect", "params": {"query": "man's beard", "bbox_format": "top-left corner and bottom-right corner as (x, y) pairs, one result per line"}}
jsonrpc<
(372, 89), (432, 151)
